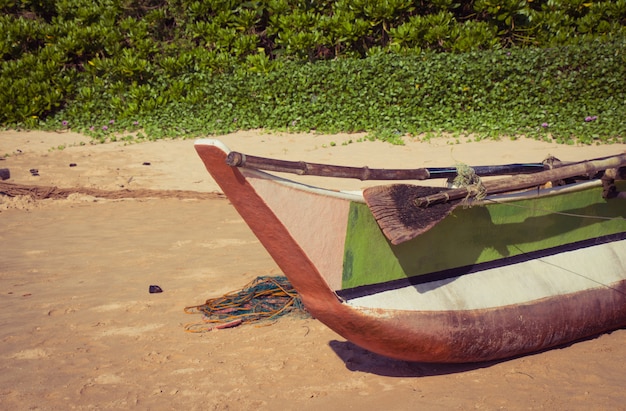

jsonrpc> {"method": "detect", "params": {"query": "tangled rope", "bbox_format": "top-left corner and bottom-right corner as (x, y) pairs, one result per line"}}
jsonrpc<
(183, 276), (307, 333)
(453, 163), (487, 204)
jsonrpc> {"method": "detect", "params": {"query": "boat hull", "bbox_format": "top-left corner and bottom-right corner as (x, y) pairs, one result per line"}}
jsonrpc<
(195, 139), (626, 363)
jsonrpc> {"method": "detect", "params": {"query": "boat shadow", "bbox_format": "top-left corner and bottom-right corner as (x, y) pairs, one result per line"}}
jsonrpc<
(328, 329), (622, 377)
(328, 340), (501, 377)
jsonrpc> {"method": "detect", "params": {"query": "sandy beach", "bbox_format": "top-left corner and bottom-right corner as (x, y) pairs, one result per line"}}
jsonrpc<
(1, 129), (625, 410)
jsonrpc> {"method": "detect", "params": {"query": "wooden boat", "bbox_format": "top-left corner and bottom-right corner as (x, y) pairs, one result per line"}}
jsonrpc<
(195, 139), (626, 363)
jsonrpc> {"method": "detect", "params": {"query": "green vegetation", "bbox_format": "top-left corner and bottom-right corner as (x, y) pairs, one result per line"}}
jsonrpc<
(1, 0), (625, 144)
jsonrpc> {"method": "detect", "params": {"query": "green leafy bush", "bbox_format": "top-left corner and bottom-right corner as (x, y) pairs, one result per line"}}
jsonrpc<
(1, 0), (625, 144)
(41, 36), (624, 144)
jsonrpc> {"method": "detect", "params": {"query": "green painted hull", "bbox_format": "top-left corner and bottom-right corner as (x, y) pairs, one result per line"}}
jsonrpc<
(343, 182), (626, 290)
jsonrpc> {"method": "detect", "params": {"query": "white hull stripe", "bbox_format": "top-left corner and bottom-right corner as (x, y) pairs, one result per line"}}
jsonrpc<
(342, 236), (626, 311)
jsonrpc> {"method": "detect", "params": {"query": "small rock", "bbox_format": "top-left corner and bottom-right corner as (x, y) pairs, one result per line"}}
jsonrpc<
(149, 285), (163, 294)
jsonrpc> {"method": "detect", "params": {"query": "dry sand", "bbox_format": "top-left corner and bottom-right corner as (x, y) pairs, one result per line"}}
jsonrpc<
(1, 129), (625, 410)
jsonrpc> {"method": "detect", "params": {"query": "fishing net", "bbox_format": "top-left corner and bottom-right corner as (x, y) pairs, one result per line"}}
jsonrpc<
(183, 276), (307, 333)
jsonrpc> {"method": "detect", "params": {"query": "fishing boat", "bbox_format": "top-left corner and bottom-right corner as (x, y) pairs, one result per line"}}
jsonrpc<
(195, 139), (626, 363)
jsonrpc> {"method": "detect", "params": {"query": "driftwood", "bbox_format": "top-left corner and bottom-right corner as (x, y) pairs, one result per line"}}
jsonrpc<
(0, 182), (225, 201)
(364, 153), (626, 245)
(226, 151), (547, 181)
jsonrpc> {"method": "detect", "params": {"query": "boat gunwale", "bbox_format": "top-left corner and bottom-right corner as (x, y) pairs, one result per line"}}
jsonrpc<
(194, 138), (606, 205)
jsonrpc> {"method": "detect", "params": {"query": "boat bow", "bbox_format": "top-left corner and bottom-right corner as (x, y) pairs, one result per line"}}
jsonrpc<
(195, 139), (626, 363)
